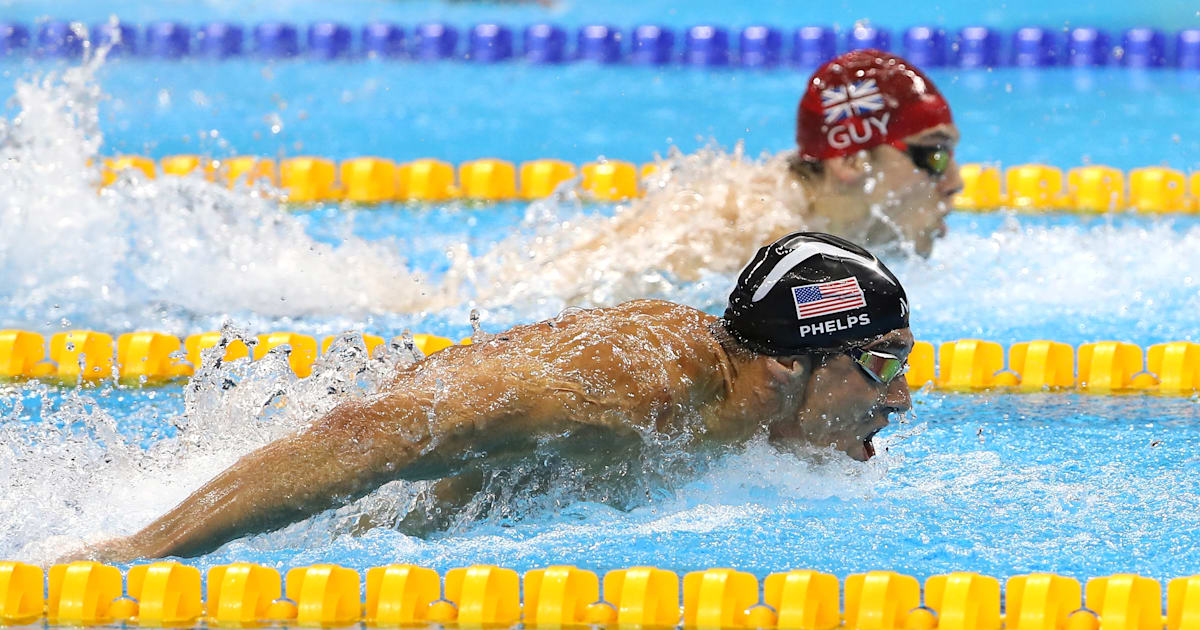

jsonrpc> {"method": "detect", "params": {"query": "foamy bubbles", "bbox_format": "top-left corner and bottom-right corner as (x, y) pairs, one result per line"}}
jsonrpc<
(442, 146), (813, 308)
(899, 215), (1200, 343)
(0, 55), (437, 334)
(0, 326), (435, 564)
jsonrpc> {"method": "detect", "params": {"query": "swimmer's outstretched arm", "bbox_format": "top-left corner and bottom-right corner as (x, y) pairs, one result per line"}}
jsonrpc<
(65, 321), (705, 563)
(78, 385), (509, 562)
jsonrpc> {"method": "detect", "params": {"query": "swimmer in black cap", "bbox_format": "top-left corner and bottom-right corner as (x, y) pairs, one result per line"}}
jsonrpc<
(69, 232), (913, 562)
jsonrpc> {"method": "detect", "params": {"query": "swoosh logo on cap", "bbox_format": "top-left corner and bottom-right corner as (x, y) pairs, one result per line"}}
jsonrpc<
(750, 242), (894, 303)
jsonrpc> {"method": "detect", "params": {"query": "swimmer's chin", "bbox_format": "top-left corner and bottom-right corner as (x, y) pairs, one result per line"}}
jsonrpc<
(853, 426), (888, 461)
(767, 432), (877, 463)
(910, 231), (939, 258)
(847, 438), (876, 462)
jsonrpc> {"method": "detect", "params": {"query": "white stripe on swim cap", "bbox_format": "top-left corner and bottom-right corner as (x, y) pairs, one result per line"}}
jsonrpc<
(750, 241), (894, 303)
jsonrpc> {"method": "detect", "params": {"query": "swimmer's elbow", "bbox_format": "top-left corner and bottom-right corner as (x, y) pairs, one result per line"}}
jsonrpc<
(316, 372), (542, 482)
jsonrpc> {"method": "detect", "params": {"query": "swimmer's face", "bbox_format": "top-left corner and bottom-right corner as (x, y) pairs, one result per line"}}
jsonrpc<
(769, 328), (913, 461)
(862, 125), (963, 256)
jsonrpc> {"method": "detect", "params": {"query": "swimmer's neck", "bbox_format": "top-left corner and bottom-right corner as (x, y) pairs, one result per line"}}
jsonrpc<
(788, 157), (871, 236)
(709, 334), (811, 439)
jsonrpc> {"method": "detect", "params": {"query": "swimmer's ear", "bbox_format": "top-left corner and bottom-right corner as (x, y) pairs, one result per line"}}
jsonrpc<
(764, 356), (811, 391)
(825, 152), (869, 185)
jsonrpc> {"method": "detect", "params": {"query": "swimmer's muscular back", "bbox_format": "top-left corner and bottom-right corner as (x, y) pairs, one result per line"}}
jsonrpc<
(397, 299), (737, 441)
(85, 300), (756, 562)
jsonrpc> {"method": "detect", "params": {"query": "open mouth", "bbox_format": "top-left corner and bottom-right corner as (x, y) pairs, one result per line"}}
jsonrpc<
(863, 428), (884, 459)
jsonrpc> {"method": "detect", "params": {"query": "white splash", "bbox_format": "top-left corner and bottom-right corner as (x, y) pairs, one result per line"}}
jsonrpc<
(442, 147), (814, 308)
(0, 54), (437, 332)
(0, 329), (429, 564)
(898, 215), (1200, 340)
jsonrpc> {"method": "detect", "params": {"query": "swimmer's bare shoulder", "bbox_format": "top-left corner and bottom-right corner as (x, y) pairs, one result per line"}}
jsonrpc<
(392, 299), (733, 433)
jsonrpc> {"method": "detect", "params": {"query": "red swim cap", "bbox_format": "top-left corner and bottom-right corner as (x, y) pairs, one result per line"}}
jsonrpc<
(796, 49), (952, 161)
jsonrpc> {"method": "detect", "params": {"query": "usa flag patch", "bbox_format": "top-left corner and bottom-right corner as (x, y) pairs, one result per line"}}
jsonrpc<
(792, 277), (867, 320)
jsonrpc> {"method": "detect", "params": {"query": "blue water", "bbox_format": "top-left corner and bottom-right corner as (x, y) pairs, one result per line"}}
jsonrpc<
(4, 62), (1200, 170)
(5, 381), (1197, 583)
(1, 0), (1198, 590)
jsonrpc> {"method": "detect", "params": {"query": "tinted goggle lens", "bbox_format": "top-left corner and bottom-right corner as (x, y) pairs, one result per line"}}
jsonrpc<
(852, 349), (907, 384)
(907, 144), (952, 177)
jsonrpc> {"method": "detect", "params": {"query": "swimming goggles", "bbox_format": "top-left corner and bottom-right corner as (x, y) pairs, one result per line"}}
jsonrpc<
(843, 347), (908, 385)
(891, 141), (953, 178)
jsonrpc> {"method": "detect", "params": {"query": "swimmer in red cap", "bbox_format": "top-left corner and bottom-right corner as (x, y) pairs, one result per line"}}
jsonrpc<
(68, 233), (913, 562)
(499, 49), (962, 305)
(791, 48), (962, 256)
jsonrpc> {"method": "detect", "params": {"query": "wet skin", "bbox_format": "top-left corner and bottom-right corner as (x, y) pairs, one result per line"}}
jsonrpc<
(72, 300), (912, 562)
(554, 125), (962, 297)
(767, 329), (913, 462)
(864, 124), (965, 257)
(810, 124), (964, 257)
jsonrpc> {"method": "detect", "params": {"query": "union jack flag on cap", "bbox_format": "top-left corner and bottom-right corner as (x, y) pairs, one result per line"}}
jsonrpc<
(821, 79), (886, 124)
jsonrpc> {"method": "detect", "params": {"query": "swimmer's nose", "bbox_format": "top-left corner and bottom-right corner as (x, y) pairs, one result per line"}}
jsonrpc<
(884, 376), (912, 413)
(939, 158), (964, 198)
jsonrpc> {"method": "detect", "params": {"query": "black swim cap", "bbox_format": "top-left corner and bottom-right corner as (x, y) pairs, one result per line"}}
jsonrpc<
(722, 232), (908, 355)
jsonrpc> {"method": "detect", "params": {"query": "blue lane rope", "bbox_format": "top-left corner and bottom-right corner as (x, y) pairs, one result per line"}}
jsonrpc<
(0, 20), (1196, 69)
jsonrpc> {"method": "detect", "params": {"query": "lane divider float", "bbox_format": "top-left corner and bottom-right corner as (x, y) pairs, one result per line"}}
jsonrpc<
(100, 155), (644, 202)
(1, 330), (1197, 394)
(4, 20), (1199, 69)
(0, 330), (458, 384)
(99, 154), (1200, 212)
(0, 561), (1196, 629)
(955, 164), (1200, 213)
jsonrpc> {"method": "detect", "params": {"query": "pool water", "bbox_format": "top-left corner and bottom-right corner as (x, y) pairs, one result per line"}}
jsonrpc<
(5, 61), (1200, 169)
(1, 0), (1198, 587)
(4, 371), (1198, 581)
